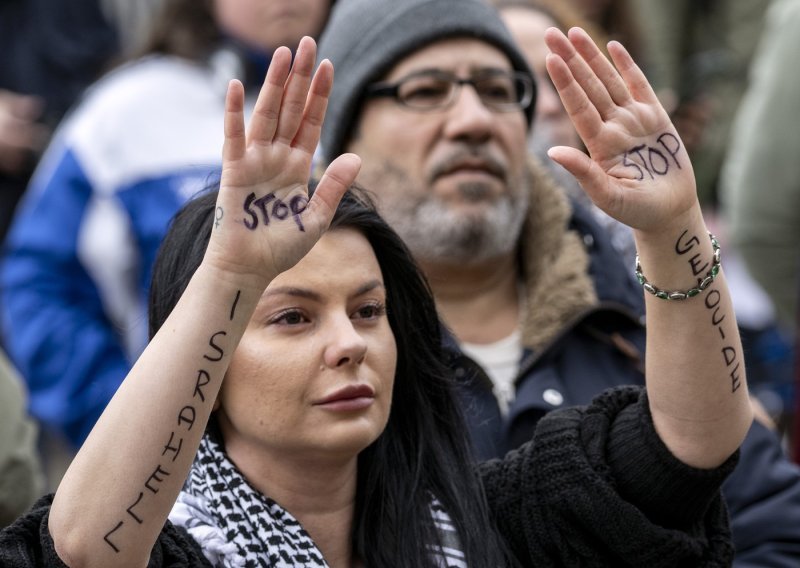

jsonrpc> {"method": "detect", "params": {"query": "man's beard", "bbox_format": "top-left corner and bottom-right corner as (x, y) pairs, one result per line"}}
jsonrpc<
(362, 162), (530, 265)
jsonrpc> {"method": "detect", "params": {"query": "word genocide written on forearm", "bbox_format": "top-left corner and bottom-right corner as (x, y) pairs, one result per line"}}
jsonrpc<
(102, 289), (242, 553)
(675, 231), (742, 393)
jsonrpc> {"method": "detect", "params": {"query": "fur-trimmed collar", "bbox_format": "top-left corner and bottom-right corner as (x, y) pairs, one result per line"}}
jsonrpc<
(519, 155), (598, 352)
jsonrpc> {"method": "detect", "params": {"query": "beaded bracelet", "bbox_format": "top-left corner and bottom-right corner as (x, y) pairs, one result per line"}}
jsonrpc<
(635, 232), (721, 300)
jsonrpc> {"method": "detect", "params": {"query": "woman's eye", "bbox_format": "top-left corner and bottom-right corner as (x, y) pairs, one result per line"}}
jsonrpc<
(271, 310), (307, 325)
(354, 303), (386, 320)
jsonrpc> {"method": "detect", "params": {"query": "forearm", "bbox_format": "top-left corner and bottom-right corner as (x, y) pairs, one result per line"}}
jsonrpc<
(636, 207), (752, 469)
(49, 262), (263, 567)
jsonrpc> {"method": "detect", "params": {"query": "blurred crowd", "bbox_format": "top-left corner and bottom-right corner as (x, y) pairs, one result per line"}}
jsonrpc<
(1, 0), (797, 544)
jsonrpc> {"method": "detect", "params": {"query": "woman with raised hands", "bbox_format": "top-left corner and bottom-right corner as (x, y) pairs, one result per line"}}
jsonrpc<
(1, 29), (750, 567)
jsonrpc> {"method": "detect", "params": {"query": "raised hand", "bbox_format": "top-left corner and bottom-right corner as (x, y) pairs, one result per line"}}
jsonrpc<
(205, 36), (361, 287)
(544, 27), (697, 233)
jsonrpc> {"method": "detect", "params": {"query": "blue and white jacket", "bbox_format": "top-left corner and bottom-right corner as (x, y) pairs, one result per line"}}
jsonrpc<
(0, 50), (257, 445)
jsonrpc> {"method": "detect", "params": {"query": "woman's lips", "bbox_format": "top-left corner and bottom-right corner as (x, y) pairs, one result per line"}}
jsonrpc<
(314, 384), (375, 411)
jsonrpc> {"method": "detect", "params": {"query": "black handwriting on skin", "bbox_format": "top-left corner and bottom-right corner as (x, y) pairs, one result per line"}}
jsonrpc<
(622, 132), (682, 181)
(674, 231), (710, 278)
(103, 290), (241, 553)
(675, 231), (742, 393)
(243, 192), (308, 232)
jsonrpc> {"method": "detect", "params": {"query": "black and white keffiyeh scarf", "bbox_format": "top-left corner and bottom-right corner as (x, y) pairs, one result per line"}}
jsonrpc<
(169, 433), (467, 567)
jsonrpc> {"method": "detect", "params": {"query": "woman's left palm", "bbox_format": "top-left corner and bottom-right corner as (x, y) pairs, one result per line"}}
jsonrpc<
(544, 27), (698, 233)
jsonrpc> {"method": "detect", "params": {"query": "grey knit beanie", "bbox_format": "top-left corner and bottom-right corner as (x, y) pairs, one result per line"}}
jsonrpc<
(316, 0), (535, 162)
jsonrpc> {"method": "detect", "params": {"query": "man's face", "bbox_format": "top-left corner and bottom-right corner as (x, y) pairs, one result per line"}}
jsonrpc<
(347, 38), (531, 266)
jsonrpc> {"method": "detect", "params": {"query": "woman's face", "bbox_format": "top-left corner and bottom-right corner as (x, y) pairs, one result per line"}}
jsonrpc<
(218, 228), (397, 469)
(214, 0), (331, 52)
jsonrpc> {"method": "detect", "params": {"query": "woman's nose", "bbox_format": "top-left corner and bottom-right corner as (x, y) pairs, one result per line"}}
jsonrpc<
(322, 316), (368, 368)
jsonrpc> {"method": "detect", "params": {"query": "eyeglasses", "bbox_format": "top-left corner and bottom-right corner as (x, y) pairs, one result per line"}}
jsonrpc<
(366, 69), (534, 112)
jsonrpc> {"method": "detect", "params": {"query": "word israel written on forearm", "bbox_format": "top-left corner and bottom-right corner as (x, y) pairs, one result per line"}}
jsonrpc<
(243, 192), (308, 232)
(103, 289), (242, 553)
(622, 133), (682, 181)
(675, 231), (742, 393)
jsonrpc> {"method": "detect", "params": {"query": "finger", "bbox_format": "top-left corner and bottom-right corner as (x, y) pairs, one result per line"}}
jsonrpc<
(248, 46), (292, 144)
(547, 145), (619, 214)
(568, 27), (632, 108)
(306, 153), (361, 232)
(274, 36), (317, 145)
(0, 115), (48, 150)
(544, 27), (617, 120)
(607, 40), (660, 106)
(545, 52), (603, 142)
(292, 59), (334, 155)
(222, 80), (246, 162)
(5, 93), (44, 120)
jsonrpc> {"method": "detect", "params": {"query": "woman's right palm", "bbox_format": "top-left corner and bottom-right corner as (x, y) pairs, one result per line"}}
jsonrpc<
(204, 36), (360, 287)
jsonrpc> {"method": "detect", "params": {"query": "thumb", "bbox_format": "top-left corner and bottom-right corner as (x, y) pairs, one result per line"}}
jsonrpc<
(547, 146), (614, 211)
(307, 153), (362, 228)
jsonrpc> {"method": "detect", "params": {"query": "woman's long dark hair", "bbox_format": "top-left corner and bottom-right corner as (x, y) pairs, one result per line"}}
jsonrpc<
(148, 187), (511, 567)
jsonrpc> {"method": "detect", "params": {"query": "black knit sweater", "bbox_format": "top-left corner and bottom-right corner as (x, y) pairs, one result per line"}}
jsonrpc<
(0, 387), (736, 567)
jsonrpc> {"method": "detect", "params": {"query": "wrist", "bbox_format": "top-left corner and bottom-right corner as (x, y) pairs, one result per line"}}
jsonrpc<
(635, 232), (720, 300)
(632, 204), (704, 250)
(199, 249), (279, 296)
(632, 207), (715, 297)
(193, 260), (272, 307)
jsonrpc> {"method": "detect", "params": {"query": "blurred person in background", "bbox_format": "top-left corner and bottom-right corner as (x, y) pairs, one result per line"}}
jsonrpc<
(0, 0), (334, 477)
(0, 0), (162, 246)
(0, 348), (44, 528)
(0, 0), (125, 244)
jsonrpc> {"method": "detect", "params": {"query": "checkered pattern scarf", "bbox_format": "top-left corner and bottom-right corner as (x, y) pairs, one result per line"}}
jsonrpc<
(169, 433), (467, 567)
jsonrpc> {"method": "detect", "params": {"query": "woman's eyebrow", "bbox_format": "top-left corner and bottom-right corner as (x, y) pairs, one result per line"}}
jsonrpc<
(263, 286), (321, 301)
(262, 280), (385, 301)
(353, 280), (385, 297)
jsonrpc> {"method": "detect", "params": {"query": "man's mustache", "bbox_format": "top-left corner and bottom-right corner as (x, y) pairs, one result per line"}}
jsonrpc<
(429, 148), (507, 183)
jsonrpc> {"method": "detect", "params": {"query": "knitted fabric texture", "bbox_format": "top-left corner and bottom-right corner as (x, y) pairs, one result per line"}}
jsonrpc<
(479, 387), (737, 566)
(316, 0), (536, 162)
